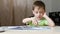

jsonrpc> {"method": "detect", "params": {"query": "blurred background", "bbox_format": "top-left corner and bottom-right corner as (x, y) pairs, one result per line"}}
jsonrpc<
(0, 0), (60, 26)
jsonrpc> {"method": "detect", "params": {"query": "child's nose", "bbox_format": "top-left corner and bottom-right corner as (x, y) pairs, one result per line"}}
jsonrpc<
(38, 13), (42, 15)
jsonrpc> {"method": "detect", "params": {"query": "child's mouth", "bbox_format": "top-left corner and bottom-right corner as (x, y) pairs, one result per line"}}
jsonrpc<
(38, 16), (41, 18)
(37, 16), (42, 19)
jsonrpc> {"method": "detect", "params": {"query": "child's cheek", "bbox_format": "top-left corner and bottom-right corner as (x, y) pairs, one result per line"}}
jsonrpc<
(34, 14), (39, 17)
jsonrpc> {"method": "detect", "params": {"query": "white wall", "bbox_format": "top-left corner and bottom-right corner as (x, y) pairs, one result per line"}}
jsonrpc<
(52, 0), (60, 12)
(41, 0), (52, 16)
(41, 0), (60, 15)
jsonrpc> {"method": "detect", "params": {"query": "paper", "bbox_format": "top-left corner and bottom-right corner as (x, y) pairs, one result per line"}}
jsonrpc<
(0, 26), (51, 30)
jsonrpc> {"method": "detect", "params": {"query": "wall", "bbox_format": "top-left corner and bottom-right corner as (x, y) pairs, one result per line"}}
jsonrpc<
(41, 0), (52, 15)
(41, 0), (60, 12)
(52, 0), (60, 12)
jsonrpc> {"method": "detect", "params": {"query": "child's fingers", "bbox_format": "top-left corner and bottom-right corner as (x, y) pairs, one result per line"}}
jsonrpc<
(32, 18), (38, 25)
(43, 13), (47, 17)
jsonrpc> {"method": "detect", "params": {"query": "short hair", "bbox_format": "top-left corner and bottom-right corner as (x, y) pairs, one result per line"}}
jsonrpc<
(32, 1), (45, 11)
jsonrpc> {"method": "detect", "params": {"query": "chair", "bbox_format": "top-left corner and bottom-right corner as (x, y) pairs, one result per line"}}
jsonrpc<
(49, 12), (60, 26)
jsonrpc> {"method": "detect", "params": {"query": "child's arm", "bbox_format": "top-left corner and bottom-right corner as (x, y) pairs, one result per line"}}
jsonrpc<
(43, 13), (55, 27)
(22, 18), (32, 24)
(22, 17), (38, 26)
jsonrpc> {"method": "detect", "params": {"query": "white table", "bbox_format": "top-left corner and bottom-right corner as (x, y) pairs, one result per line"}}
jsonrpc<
(0, 26), (60, 34)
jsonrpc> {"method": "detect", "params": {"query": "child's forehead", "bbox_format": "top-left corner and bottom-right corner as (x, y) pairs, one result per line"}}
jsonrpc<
(34, 6), (44, 11)
(34, 6), (44, 10)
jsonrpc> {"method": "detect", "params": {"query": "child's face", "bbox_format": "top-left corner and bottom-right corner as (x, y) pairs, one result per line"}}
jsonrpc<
(33, 6), (45, 19)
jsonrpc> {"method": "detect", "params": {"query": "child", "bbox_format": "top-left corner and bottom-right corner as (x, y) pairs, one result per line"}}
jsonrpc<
(22, 1), (55, 27)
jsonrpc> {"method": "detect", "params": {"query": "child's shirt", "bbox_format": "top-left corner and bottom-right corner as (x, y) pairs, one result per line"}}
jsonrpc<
(26, 17), (48, 26)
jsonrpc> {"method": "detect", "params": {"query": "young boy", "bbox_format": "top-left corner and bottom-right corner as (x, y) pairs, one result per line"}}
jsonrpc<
(22, 1), (55, 27)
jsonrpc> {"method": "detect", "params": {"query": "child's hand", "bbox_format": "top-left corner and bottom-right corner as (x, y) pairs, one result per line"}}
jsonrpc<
(43, 13), (47, 18)
(43, 13), (55, 27)
(22, 18), (32, 23)
(32, 17), (38, 26)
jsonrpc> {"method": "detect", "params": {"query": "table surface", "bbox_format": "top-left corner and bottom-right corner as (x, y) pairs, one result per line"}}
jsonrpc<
(0, 26), (60, 34)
